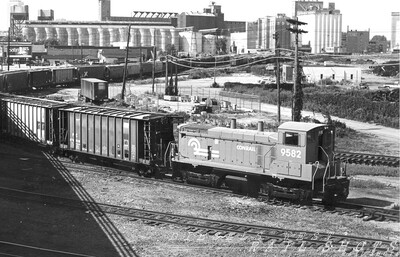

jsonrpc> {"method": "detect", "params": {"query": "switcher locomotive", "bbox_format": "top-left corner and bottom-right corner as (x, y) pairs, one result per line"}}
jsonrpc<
(172, 120), (349, 202)
(0, 93), (349, 203)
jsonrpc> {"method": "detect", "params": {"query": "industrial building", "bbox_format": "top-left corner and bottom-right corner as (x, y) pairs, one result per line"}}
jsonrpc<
(391, 12), (400, 51)
(230, 14), (292, 54)
(16, 0), (245, 57)
(298, 2), (342, 54)
(22, 21), (180, 52)
(345, 29), (370, 54)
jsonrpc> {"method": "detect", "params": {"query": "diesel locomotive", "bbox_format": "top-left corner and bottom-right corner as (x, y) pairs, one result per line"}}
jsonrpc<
(0, 93), (349, 203)
(172, 120), (349, 202)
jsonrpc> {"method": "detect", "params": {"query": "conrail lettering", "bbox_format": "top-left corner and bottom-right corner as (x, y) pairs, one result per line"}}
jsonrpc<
(237, 145), (256, 152)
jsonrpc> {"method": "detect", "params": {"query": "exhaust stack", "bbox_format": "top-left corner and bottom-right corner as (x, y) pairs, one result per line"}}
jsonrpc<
(230, 119), (236, 129)
(258, 121), (264, 132)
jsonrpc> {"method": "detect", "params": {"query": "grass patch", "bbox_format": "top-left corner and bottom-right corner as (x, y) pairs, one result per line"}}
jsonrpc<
(346, 164), (399, 177)
(350, 179), (390, 189)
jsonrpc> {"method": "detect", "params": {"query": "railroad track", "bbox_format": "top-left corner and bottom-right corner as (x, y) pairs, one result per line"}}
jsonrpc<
(59, 158), (400, 223)
(0, 187), (397, 256)
(336, 151), (400, 167)
(2, 141), (398, 223)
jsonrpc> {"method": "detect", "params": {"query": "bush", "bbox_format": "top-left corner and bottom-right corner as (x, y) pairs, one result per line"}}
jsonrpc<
(223, 82), (399, 128)
(346, 164), (399, 177)
(350, 179), (389, 189)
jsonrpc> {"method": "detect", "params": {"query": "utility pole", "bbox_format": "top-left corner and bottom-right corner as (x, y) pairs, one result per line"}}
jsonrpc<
(7, 27), (11, 71)
(287, 17), (307, 122)
(80, 43), (83, 61)
(165, 55), (168, 93)
(174, 56), (178, 95)
(121, 24), (131, 101)
(152, 45), (156, 94)
(274, 31), (281, 124)
(139, 40), (143, 80)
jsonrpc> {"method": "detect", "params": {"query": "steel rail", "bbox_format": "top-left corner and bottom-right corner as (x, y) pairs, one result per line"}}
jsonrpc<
(0, 187), (397, 255)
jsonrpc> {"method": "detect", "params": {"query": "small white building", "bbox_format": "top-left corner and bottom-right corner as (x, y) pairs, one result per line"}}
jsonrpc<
(302, 65), (362, 85)
(282, 64), (362, 85)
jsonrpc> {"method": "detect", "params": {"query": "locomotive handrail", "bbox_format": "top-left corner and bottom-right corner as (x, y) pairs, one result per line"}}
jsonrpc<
(319, 146), (330, 193)
(164, 141), (173, 167)
(312, 161), (320, 191)
(263, 144), (276, 173)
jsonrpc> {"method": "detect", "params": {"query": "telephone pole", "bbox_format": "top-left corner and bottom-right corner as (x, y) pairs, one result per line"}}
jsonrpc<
(274, 31), (281, 124)
(121, 24), (131, 100)
(7, 27), (11, 71)
(287, 17), (307, 121)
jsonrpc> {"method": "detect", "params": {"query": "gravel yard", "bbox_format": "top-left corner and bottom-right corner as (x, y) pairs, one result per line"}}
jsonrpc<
(0, 141), (399, 256)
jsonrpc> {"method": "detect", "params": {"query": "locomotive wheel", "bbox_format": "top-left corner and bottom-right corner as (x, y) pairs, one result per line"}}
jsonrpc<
(259, 183), (273, 200)
(336, 187), (349, 202)
(322, 189), (336, 206)
(297, 189), (312, 204)
(247, 178), (260, 197)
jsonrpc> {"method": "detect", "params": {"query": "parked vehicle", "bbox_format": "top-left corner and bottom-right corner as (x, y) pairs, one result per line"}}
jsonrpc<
(80, 78), (108, 102)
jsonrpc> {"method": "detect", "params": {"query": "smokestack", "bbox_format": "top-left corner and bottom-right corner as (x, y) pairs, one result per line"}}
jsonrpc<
(230, 119), (236, 129)
(258, 121), (264, 132)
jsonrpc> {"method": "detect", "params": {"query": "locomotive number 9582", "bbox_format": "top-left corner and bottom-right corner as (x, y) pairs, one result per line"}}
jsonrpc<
(280, 148), (302, 158)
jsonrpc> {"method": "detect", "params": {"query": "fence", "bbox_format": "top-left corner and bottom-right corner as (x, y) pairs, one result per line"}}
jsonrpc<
(108, 84), (263, 113)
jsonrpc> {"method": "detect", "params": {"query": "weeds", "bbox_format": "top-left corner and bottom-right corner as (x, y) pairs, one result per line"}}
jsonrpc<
(350, 179), (391, 189)
(346, 164), (399, 177)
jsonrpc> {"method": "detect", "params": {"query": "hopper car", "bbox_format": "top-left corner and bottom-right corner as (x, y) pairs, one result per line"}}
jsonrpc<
(0, 61), (165, 94)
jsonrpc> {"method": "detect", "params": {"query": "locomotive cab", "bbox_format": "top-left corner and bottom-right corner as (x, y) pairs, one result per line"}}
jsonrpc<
(275, 122), (349, 202)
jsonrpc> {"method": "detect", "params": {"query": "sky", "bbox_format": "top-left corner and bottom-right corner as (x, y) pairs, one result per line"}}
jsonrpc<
(0, 0), (399, 39)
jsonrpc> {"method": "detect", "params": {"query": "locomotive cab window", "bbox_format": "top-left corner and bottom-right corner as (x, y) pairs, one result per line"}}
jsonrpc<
(284, 132), (299, 146)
